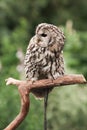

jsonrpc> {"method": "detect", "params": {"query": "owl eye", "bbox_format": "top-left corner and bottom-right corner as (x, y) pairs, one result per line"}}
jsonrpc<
(41, 33), (47, 37)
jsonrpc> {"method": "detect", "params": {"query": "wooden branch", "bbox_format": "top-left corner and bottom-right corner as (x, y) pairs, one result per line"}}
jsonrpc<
(4, 82), (30, 130)
(4, 74), (87, 130)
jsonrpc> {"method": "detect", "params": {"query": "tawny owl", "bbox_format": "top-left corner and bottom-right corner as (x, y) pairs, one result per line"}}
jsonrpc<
(24, 23), (65, 98)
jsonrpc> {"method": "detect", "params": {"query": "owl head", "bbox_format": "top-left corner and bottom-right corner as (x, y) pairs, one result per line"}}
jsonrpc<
(35, 23), (65, 52)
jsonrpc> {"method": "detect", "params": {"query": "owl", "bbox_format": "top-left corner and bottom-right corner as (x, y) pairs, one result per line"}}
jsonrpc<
(24, 23), (65, 98)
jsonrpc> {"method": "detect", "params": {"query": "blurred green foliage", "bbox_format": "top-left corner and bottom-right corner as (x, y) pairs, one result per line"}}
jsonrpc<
(0, 0), (87, 130)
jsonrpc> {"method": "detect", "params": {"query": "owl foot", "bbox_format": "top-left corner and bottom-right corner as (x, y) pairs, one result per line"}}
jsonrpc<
(29, 77), (38, 84)
(27, 80), (35, 85)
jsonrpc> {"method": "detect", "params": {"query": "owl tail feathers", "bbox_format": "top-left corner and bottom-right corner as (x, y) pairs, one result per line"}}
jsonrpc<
(31, 88), (53, 99)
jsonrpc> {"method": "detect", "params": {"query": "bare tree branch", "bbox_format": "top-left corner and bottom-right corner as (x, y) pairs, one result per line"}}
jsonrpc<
(4, 81), (30, 130)
(4, 74), (87, 130)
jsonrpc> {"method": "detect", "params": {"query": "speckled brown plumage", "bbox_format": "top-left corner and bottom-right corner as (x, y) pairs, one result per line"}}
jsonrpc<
(24, 23), (65, 98)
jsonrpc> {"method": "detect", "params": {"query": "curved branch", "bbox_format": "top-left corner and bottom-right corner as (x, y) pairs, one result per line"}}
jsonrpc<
(4, 83), (30, 130)
(4, 74), (86, 130)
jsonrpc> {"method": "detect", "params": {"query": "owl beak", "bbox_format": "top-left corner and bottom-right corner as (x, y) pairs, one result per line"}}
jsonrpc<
(36, 34), (41, 42)
(37, 38), (41, 43)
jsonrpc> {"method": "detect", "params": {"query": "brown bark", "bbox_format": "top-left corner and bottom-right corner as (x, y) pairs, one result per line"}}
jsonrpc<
(4, 84), (30, 130)
(4, 74), (87, 130)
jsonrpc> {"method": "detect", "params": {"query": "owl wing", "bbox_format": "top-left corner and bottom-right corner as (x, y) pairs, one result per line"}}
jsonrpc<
(24, 36), (37, 79)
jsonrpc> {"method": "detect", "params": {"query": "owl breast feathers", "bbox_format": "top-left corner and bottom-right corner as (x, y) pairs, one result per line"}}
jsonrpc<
(24, 23), (65, 98)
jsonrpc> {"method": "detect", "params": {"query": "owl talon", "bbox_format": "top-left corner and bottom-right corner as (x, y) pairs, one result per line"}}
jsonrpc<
(27, 80), (34, 85)
(31, 80), (35, 84)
